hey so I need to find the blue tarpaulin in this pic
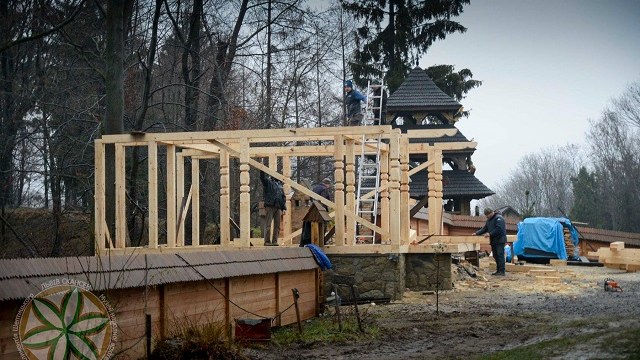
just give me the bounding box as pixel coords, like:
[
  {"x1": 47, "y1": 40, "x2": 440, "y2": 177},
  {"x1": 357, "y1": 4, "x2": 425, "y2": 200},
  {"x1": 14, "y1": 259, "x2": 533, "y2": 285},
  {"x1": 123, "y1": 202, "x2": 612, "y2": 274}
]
[{"x1": 514, "y1": 217, "x2": 579, "y2": 260}]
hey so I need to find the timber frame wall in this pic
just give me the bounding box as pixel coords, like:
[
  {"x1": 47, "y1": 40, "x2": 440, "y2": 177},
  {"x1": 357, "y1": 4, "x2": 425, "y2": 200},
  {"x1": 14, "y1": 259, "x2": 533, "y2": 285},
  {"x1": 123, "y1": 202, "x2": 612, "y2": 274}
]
[{"x1": 95, "y1": 125, "x2": 486, "y2": 256}]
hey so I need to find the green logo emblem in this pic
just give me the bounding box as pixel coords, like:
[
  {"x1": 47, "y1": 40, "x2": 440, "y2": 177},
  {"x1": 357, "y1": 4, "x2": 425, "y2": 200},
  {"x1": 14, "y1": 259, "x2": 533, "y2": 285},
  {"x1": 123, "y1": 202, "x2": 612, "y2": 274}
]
[{"x1": 14, "y1": 281, "x2": 116, "y2": 359}]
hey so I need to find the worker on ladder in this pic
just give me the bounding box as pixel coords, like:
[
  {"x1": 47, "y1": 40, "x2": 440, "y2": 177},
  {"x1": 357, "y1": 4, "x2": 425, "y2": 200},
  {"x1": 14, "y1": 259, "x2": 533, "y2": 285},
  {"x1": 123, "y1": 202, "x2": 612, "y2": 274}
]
[{"x1": 344, "y1": 80, "x2": 366, "y2": 126}]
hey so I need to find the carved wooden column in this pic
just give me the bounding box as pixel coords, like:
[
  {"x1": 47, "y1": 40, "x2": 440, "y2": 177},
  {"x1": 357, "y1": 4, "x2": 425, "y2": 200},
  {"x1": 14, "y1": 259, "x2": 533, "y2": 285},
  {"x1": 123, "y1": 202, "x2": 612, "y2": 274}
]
[
  {"x1": 345, "y1": 138, "x2": 356, "y2": 243},
  {"x1": 389, "y1": 132, "x2": 401, "y2": 246},
  {"x1": 220, "y1": 149, "x2": 231, "y2": 245},
  {"x1": 400, "y1": 137, "x2": 410, "y2": 243},
  {"x1": 380, "y1": 150, "x2": 390, "y2": 243},
  {"x1": 283, "y1": 156, "x2": 293, "y2": 243},
  {"x1": 428, "y1": 149, "x2": 444, "y2": 235},
  {"x1": 239, "y1": 138, "x2": 251, "y2": 246},
  {"x1": 333, "y1": 135, "x2": 345, "y2": 246}
]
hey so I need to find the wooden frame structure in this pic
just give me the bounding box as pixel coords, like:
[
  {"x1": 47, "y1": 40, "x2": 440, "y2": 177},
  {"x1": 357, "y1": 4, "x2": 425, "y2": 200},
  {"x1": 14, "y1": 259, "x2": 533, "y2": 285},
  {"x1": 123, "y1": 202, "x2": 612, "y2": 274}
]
[{"x1": 95, "y1": 125, "x2": 486, "y2": 256}]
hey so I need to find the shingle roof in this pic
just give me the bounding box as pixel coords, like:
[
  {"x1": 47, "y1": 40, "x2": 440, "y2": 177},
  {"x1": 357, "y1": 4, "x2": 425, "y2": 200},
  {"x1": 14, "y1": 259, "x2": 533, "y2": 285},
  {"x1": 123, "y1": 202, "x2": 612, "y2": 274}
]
[
  {"x1": 409, "y1": 170, "x2": 495, "y2": 199},
  {"x1": 0, "y1": 248, "x2": 319, "y2": 301},
  {"x1": 386, "y1": 67, "x2": 462, "y2": 113}
]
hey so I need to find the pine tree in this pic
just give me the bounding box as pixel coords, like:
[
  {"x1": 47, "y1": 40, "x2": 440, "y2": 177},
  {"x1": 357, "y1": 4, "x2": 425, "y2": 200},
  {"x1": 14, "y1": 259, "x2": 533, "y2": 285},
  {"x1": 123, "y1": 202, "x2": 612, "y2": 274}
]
[
  {"x1": 342, "y1": 0, "x2": 469, "y2": 91},
  {"x1": 569, "y1": 167, "x2": 601, "y2": 227},
  {"x1": 426, "y1": 64, "x2": 482, "y2": 117}
]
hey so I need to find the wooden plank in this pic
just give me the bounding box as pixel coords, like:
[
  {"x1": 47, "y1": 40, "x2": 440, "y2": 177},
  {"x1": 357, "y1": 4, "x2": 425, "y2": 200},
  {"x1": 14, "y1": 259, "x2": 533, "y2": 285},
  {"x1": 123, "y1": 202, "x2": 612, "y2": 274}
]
[
  {"x1": 148, "y1": 141, "x2": 158, "y2": 248},
  {"x1": 404, "y1": 128, "x2": 458, "y2": 138},
  {"x1": 115, "y1": 144, "x2": 126, "y2": 248},
  {"x1": 550, "y1": 259, "x2": 567, "y2": 266},
  {"x1": 536, "y1": 276, "x2": 561, "y2": 284},
  {"x1": 529, "y1": 269, "x2": 559, "y2": 276},
  {"x1": 610, "y1": 241, "x2": 625, "y2": 251},
  {"x1": 166, "y1": 144, "x2": 176, "y2": 248},
  {"x1": 94, "y1": 140, "x2": 106, "y2": 252},
  {"x1": 427, "y1": 235, "x2": 490, "y2": 244},
  {"x1": 176, "y1": 186, "x2": 192, "y2": 247}
]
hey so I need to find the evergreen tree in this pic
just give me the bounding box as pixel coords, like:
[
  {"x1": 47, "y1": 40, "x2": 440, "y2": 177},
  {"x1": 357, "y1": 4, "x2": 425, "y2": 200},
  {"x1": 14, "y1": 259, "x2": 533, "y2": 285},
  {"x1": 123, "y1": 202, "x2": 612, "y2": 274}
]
[
  {"x1": 342, "y1": 0, "x2": 469, "y2": 91},
  {"x1": 426, "y1": 64, "x2": 482, "y2": 117},
  {"x1": 569, "y1": 167, "x2": 601, "y2": 227}
]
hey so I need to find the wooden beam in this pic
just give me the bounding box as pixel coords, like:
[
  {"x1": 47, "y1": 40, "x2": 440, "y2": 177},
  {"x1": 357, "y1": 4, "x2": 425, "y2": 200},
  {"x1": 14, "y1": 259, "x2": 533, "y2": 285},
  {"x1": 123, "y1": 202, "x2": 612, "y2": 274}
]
[
  {"x1": 408, "y1": 142, "x2": 478, "y2": 153},
  {"x1": 427, "y1": 149, "x2": 443, "y2": 235},
  {"x1": 404, "y1": 128, "x2": 458, "y2": 138},
  {"x1": 94, "y1": 140, "x2": 105, "y2": 252},
  {"x1": 410, "y1": 196, "x2": 429, "y2": 218},
  {"x1": 148, "y1": 141, "x2": 158, "y2": 248},
  {"x1": 99, "y1": 125, "x2": 396, "y2": 144},
  {"x1": 115, "y1": 144, "x2": 126, "y2": 248},
  {"x1": 176, "y1": 185, "x2": 192, "y2": 247},
  {"x1": 380, "y1": 150, "x2": 390, "y2": 242},
  {"x1": 176, "y1": 153, "x2": 185, "y2": 246},
  {"x1": 345, "y1": 139, "x2": 356, "y2": 244},
  {"x1": 389, "y1": 132, "x2": 401, "y2": 246},
  {"x1": 191, "y1": 158, "x2": 200, "y2": 246},
  {"x1": 400, "y1": 137, "x2": 410, "y2": 241},
  {"x1": 333, "y1": 136, "x2": 345, "y2": 246},
  {"x1": 166, "y1": 144, "x2": 176, "y2": 248}
]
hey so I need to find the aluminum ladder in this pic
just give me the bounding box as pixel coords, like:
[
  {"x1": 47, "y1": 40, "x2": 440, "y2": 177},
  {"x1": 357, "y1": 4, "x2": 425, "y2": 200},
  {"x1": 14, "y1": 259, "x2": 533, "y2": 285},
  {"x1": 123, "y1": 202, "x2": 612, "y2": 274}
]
[{"x1": 354, "y1": 80, "x2": 385, "y2": 244}]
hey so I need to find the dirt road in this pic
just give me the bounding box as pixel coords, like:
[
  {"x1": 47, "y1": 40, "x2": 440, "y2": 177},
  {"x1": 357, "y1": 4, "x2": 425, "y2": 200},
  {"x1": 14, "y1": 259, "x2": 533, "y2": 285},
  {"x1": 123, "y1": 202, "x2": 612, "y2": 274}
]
[{"x1": 245, "y1": 261, "x2": 640, "y2": 359}]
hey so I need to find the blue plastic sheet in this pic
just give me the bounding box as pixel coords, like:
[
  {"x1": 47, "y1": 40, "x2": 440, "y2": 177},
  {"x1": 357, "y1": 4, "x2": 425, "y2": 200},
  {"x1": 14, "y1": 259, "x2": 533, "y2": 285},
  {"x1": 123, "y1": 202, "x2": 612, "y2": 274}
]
[{"x1": 513, "y1": 217, "x2": 579, "y2": 260}]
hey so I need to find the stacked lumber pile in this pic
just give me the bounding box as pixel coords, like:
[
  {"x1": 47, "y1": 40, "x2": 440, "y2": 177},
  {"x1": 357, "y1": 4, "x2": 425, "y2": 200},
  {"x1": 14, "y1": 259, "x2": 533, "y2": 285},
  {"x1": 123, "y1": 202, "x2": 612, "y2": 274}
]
[
  {"x1": 487, "y1": 262, "x2": 572, "y2": 282},
  {"x1": 588, "y1": 242, "x2": 640, "y2": 273},
  {"x1": 563, "y1": 226, "x2": 576, "y2": 258}
]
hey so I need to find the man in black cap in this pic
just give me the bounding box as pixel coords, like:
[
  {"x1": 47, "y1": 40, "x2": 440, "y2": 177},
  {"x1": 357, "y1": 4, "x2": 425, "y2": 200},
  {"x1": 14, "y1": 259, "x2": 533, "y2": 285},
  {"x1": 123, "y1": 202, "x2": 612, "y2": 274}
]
[
  {"x1": 260, "y1": 171, "x2": 286, "y2": 246},
  {"x1": 344, "y1": 80, "x2": 366, "y2": 126},
  {"x1": 473, "y1": 208, "x2": 507, "y2": 275}
]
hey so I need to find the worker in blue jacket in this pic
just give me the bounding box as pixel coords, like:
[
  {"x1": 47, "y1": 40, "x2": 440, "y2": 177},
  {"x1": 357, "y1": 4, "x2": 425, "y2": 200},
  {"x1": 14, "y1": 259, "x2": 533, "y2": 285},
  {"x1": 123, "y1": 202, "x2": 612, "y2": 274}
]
[
  {"x1": 344, "y1": 80, "x2": 366, "y2": 126},
  {"x1": 473, "y1": 208, "x2": 507, "y2": 276}
]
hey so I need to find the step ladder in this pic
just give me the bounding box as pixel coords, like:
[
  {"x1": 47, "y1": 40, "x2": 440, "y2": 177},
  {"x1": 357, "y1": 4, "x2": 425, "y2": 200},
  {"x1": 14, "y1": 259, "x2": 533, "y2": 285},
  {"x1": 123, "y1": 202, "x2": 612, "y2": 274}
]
[{"x1": 354, "y1": 80, "x2": 385, "y2": 244}]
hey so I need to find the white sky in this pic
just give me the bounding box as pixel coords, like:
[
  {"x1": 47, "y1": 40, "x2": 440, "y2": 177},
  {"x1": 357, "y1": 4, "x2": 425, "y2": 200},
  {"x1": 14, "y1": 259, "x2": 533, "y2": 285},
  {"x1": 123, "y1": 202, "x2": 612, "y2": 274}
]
[{"x1": 418, "y1": 0, "x2": 640, "y2": 189}]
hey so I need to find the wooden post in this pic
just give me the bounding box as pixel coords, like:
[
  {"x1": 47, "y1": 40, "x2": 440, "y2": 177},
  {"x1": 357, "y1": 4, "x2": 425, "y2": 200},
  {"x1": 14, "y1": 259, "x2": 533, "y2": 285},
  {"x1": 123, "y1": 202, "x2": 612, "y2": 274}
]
[
  {"x1": 176, "y1": 153, "x2": 185, "y2": 246},
  {"x1": 239, "y1": 138, "x2": 251, "y2": 246},
  {"x1": 94, "y1": 140, "x2": 106, "y2": 252},
  {"x1": 292, "y1": 288, "x2": 302, "y2": 334},
  {"x1": 283, "y1": 156, "x2": 292, "y2": 243},
  {"x1": 166, "y1": 144, "x2": 176, "y2": 248},
  {"x1": 345, "y1": 139, "x2": 356, "y2": 244},
  {"x1": 115, "y1": 144, "x2": 126, "y2": 248},
  {"x1": 389, "y1": 132, "x2": 401, "y2": 247},
  {"x1": 220, "y1": 149, "x2": 231, "y2": 246},
  {"x1": 428, "y1": 149, "x2": 443, "y2": 235},
  {"x1": 400, "y1": 136, "x2": 410, "y2": 243},
  {"x1": 333, "y1": 135, "x2": 345, "y2": 246},
  {"x1": 380, "y1": 150, "x2": 390, "y2": 242},
  {"x1": 269, "y1": 154, "x2": 278, "y2": 241},
  {"x1": 275, "y1": 274, "x2": 281, "y2": 327},
  {"x1": 191, "y1": 158, "x2": 200, "y2": 246},
  {"x1": 148, "y1": 141, "x2": 158, "y2": 249}
]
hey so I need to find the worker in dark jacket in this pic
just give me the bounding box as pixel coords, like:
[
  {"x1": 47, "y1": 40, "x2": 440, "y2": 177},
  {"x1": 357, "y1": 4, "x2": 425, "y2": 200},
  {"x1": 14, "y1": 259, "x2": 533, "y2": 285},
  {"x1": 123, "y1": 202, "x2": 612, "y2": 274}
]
[
  {"x1": 344, "y1": 80, "x2": 366, "y2": 126},
  {"x1": 312, "y1": 178, "x2": 332, "y2": 201},
  {"x1": 260, "y1": 171, "x2": 286, "y2": 246},
  {"x1": 474, "y1": 208, "x2": 507, "y2": 275}
]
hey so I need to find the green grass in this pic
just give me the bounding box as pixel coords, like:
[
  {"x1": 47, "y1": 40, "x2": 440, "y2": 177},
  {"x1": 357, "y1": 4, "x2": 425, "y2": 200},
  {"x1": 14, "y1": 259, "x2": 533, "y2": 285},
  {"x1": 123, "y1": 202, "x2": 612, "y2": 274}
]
[
  {"x1": 270, "y1": 316, "x2": 380, "y2": 346},
  {"x1": 475, "y1": 326, "x2": 640, "y2": 360}
]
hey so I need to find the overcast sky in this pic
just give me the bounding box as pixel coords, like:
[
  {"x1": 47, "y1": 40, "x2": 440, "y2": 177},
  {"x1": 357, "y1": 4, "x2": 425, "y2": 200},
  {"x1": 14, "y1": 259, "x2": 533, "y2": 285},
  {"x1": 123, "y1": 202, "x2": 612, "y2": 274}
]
[{"x1": 418, "y1": 0, "x2": 640, "y2": 189}]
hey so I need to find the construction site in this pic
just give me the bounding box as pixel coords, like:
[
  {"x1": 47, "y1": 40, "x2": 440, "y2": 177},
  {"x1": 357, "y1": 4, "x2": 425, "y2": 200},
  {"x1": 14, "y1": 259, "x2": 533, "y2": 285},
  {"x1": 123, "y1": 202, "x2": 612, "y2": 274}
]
[{"x1": 1, "y1": 69, "x2": 640, "y2": 359}]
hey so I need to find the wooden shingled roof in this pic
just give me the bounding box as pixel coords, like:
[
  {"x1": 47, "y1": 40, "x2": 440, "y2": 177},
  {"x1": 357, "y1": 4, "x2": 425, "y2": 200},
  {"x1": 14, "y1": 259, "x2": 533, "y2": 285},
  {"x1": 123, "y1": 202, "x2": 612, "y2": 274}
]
[
  {"x1": 409, "y1": 170, "x2": 495, "y2": 199},
  {"x1": 386, "y1": 67, "x2": 462, "y2": 113},
  {"x1": 0, "y1": 248, "x2": 318, "y2": 301}
]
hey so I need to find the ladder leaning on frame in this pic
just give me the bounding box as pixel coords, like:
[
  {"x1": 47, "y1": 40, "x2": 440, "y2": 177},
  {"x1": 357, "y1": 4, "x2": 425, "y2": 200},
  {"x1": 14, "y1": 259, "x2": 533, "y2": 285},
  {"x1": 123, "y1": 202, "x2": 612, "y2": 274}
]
[{"x1": 354, "y1": 79, "x2": 385, "y2": 244}]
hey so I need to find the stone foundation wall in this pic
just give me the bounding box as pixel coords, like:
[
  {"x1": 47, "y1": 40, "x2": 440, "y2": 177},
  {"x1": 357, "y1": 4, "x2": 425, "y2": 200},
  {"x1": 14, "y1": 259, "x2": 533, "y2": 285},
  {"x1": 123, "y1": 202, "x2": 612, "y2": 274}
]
[
  {"x1": 405, "y1": 253, "x2": 452, "y2": 291},
  {"x1": 325, "y1": 254, "x2": 405, "y2": 300},
  {"x1": 323, "y1": 253, "x2": 452, "y2": 301}
]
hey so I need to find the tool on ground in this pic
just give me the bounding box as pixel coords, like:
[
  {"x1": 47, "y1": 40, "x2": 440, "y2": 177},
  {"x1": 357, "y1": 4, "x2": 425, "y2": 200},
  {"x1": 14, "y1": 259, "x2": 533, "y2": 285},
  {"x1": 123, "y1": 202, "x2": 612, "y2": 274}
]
[{"x1": 604, "y1": 278, "x2": 622, "y2": 292}]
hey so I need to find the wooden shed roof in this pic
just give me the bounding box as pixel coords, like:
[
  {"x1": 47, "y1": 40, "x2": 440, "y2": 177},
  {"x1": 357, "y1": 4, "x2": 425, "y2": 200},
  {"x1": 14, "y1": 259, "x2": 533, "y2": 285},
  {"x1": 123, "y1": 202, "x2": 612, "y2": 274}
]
[
  {"x1": 0, "y1": 248, "x2": 318, "y2": 301},
  {"x1": 386, "y1": 67, "x2": 462, "y2": 113}
]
